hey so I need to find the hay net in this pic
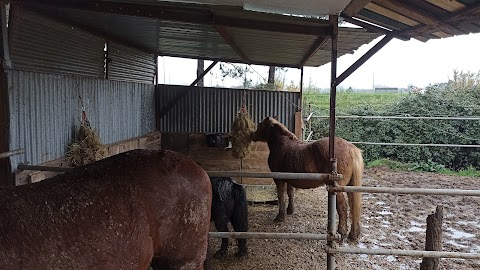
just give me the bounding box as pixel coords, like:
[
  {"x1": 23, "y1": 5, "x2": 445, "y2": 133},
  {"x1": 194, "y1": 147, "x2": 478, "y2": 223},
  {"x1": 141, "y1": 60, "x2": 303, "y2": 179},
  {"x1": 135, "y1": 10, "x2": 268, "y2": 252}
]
[
  {"x1": 65, "y1": 97, "x2": 108, "y2": 167},
  {"x1": 231, "y1": 106, "x2": 255, "y2": 159}
]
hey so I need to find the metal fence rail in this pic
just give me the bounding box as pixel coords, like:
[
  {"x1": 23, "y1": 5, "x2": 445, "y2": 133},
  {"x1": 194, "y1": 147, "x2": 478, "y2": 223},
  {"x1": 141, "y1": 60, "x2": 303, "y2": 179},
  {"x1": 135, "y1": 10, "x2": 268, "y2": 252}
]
[
  {"x1": 329, "y1": 186, "x2": 480, "y2": 196},
  {"x1": 209, "y1": 232, "x2": 328, "y2": 240},
  {"x1": 0, "y1": 149, "x2": 25, "y2": 159},
  {"x1": 311, "y1": 115, "x2": 480, "y2": 120},
  {"x1": 207, "y1": 171, "x2": 332, "y2": 180},
  {"x1": 326, "y1": 247, "x2": 480, "y2": 259}
]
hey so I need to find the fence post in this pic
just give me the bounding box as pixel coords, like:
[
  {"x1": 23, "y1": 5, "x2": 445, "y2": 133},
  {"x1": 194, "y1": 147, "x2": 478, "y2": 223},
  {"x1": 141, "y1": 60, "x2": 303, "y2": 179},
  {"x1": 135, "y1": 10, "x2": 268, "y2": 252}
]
[{"x1": 420, "y1": 205, "x2": 444, "y2": 270}]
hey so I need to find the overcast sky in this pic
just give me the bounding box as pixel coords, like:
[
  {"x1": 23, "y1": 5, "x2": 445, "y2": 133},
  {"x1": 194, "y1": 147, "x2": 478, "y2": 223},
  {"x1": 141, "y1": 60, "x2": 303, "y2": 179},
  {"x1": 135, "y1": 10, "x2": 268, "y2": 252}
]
[{"x1": 158, "y1": 32, "x2": 480, "y2": 90}]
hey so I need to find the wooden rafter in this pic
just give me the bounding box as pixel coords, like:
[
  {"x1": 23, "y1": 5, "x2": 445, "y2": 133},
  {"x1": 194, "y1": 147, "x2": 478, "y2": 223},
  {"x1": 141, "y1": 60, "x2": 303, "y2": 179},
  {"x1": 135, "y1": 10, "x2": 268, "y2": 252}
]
[
  {"x1": 336, "y1": 34, "x2": 394, "y2": 86},
  {"x1": 214, "y1": 25, "x2": 251, "y2": 64},
  {"x1": 373, "y1": 0, "x2": 463, "y2": 36},
  {"x1": 298, "y1": 36, "x2": 329, "y2": 68},
  {"x1": 398, "y1": 2, "x2": 480, "y2": 38},
  {"x1": 343, "y1": 0, "x2": 373, "y2": 17}
]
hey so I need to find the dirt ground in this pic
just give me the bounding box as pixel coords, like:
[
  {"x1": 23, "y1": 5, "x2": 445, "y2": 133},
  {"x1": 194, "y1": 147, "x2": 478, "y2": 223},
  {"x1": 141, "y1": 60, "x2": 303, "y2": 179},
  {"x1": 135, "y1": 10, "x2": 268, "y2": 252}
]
[{"x1": 209, "y1": 167, "x2": 480, "y2": 270}]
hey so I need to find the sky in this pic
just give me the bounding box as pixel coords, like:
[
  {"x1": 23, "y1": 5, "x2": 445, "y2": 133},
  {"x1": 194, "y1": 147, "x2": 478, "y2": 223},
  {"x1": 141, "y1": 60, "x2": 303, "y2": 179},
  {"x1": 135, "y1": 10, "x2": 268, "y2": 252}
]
[{"x1": 157, "y1": 32, "x2": 480, "y2": 90}]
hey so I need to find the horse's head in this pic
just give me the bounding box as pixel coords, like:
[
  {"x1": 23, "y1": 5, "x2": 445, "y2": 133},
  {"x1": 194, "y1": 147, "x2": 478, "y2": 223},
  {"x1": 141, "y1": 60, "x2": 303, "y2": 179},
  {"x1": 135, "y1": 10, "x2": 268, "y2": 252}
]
[{"x1": 251, "y1": 117, "x2": 278, "y2": 142}]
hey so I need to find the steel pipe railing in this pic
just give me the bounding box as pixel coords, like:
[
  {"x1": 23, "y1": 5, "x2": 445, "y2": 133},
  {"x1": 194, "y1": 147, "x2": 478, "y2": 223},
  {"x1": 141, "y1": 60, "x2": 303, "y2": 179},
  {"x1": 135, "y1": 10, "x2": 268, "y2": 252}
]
[
  {"x1": 206, "y1": 171, "x2": 335, "y2": 181},
  {"x1": 326, "y1": 247, "x2": 480, "y2": 259},
  {"x1": 209, "y1": 232, "x2": 327, "y2": 241},
  {"x1": 0, "y1": 149, "x2": 25, "y2": 159},
  {"x1": 17, "y1": 164, "x2": 74, "y2": 173},
  {"x1": 311, "y1": 115, "x2": 480, "y2": 120},
  {"x1": 329, "y1": 186, "x2": 480, "y2": 196}
]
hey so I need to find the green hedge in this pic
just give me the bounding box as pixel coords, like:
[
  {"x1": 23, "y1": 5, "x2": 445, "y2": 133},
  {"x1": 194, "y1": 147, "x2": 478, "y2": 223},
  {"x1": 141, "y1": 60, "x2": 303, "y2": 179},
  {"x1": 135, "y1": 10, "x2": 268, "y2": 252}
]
[{"x1": 308, "y1": 76, "x2": 480, "y2": 171}]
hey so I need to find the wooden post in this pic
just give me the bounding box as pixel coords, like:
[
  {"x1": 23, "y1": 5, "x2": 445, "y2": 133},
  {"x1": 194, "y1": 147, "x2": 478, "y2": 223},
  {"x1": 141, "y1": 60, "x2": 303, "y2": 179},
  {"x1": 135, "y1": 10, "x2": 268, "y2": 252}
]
[
  {"x1": 294, "y1": 111, "x2": 303, "y2": 139},
  {"x1": 420, "y1": 205, "x2": 444, "y2": 270}
]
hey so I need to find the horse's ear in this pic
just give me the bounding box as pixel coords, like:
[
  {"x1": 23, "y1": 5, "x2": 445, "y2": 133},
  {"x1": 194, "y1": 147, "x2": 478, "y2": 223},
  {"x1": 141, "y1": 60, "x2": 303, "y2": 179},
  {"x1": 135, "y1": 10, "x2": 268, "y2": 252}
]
[{"x1": 273, "y1": 115, "x2": 278, "y2": 120}]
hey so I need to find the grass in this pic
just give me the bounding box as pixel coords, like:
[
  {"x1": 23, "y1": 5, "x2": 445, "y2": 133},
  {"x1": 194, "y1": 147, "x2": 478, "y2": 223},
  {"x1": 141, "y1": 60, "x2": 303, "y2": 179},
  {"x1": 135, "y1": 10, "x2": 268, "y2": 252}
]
[{"x1": 303, "y1": 91, "x2": 407, "y2": 114}]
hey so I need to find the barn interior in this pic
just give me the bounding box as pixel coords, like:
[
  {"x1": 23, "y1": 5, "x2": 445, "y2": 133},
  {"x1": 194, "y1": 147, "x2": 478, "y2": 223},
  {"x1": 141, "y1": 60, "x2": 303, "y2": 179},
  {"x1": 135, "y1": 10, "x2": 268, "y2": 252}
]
[{"x1": 0, "y1": 0, "x2": 479, "y2": 188}]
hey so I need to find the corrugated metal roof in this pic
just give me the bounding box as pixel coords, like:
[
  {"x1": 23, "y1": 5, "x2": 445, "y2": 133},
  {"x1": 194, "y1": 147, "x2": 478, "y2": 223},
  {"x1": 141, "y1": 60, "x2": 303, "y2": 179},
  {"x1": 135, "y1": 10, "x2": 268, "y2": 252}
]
[
  {"x1": 9, "y1": 6, "x2": 105, "y2": 77},
  {"x1": 10, "y1": 0, "x2": 479, "y2": 70},
  {"x1": 108, "y1": 41, "x2": 156, "y2": 84},
  {"x1": 17, "y1": 2, "x2": 379, "y2": 68}
]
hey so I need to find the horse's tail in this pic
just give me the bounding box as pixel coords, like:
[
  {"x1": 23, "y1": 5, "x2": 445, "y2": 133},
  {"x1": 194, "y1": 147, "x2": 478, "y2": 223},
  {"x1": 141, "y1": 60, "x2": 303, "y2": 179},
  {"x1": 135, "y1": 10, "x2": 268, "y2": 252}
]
[
  {"x1": 231, "y1": 183, "x2": 248, "y2": 233},
  {"x1": 348, "y1": 145, "x2": 364, "y2": 241}
]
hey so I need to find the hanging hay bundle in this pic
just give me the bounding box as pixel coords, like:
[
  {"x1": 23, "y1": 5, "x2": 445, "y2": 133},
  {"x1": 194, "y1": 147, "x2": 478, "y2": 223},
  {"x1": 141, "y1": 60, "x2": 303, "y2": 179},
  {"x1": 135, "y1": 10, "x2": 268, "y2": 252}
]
[
  {"x1": 66, "y1": 122, "x2": 108, "y2": 167},
  {"x1": 231, "y1": 108, "x2": 256, "y2": 159}
]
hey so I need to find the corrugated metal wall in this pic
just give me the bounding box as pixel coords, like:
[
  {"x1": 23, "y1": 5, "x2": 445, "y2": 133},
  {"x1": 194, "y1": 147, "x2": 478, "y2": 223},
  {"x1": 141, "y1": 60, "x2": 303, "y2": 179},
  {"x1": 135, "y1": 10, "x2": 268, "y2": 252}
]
[
  {"x1": 108, "y1": 42, "x2": 156, "y2": 84},
  {"x1": 9, "y1": 7, "x2": 105, "y2": 78},
  {"x1": 156, "y1": 85, "x2": 300, "y2": 133},
  {"x1": 7, "y1": 70, "x2": 155, "y2": 171}
]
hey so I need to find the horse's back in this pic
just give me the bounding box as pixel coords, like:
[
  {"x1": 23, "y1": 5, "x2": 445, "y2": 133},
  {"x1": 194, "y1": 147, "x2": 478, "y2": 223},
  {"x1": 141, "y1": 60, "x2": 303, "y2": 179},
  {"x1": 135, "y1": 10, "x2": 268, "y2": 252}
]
[
  {"x1": 268, "y1": 137, "x2": 360, "y2": 188},
  {"x1": 0, "y1": 149, "x2": 211, "y2": 270}
]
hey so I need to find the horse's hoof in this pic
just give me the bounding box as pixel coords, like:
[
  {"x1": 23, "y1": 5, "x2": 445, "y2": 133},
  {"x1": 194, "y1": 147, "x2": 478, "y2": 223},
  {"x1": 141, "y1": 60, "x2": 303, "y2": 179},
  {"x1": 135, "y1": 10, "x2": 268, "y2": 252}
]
[
  {"x1": 235, "y1": 249, "x2": 248, "y2": 258},
  {"x1": 273, "y1": 215, "x2": 285, "y2": 222},
  {"x1": 213, "y1": 250, "x2": 227, "y2": 259},
  {"x1": 348, "y1": 231, "x2": 360, "y2": 243}
]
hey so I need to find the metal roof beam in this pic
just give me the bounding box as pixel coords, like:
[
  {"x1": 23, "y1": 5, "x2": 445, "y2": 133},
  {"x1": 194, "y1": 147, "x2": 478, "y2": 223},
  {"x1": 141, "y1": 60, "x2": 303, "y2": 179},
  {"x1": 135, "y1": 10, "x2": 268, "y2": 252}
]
[
  {"x1": 214, "y1": 15, "x2": 330, "y2": 36},
  {"x1": 214, "y1": 25, "x2": 251, "y2": 64},
  {"x1": 85, "y1": 1, "x2": 213, "y2": 25}
]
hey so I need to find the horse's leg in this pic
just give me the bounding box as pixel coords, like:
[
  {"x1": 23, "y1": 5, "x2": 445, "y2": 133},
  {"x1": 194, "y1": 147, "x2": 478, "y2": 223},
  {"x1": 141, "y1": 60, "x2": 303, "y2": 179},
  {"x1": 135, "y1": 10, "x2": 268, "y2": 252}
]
[
  {"x1": 286, "y1": 184, "x2": 295, "y2": 215},
  {"x1": 336, "y1": 191, "x2": 349, "y2": 241},
  {"x1": 213, "y1": 219, "x2": 229, "y2": 259},
  {"x1": 347, "y1": 191, "x2": 361, "y2": 242},
  {"x1": 274, "y1": 180, "x2": 287, "y2": 222}
]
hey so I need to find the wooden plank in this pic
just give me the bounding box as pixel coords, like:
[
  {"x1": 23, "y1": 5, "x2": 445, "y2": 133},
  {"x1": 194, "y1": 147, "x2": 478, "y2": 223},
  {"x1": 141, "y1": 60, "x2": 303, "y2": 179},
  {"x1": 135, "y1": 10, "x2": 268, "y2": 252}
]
[
  {"x1": 188, "y1": 149, "x2": 238, "y2": 161},
  {"x1": 295, "y1": 111, "x2": 303, "y2": 139},
  {"x1": 365, "y1": 3, "x2": 420, "y2": 26},
  {"x1": 373, "y1": 0, "x2": 463, "y2": 36},
  {"x1": 161, "y1": 133, "x2": 189, "y2": 154},
  {"x1": 343, "y1": 0, "x2": 373, "y2": 17},
  {"x1": 241, "y1": 178, "x2": 274, "y2": 185},
  {"x1": 194, "y1": 159, "x2": 241, "y2": 172},
  {"x1": 431, "y1": 31, "x2": 451, "y2": 38},
  {"x1": 425, "y1": 0, "x2": 464, "y2": 12}
]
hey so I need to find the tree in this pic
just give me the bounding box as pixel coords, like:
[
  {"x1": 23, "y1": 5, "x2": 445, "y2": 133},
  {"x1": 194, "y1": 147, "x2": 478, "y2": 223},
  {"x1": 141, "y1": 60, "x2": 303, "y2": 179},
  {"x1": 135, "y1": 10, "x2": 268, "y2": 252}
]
[
  {"x1": 268, "y1": 66, "x2": 275, "y2": 84},
  {"x1": 219, "y1": 63, "x2": 252, "y2": 88}
]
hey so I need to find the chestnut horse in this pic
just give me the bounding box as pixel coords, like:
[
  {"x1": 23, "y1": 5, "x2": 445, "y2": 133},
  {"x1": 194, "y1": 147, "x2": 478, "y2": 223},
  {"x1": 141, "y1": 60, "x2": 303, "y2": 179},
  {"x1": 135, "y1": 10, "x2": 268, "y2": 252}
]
[
  {"x1": 251, "y1": 117, "x2": 364, "y2": 241},
  {"x1": 0, "y1": 149, "x2": 212, "y2": 270}
]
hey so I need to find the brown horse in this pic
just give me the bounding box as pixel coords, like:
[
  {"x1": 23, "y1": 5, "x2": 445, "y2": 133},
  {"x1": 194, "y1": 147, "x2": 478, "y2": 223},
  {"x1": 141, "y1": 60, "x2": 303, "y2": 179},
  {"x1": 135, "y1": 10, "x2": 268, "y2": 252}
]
[
  {"x1": 0, "y1": 149, "x2": 212, "y2": 270},
  {"x1": 251, "y1": 117, "x2": 364, "y2": 241}
]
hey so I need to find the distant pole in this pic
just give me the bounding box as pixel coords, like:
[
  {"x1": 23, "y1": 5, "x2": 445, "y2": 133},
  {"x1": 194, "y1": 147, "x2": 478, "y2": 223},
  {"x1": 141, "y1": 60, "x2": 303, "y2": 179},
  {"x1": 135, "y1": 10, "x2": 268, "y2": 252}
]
[{"x1": 372, "y1": 72, "x2": 375, "y2": 92}]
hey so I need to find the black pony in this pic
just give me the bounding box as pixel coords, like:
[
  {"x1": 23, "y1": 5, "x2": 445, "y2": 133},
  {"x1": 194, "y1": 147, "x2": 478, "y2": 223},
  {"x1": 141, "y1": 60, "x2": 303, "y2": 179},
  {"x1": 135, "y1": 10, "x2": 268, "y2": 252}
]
[{"x1": 210, "y1": 177, "x2": 248, "y2": 258}]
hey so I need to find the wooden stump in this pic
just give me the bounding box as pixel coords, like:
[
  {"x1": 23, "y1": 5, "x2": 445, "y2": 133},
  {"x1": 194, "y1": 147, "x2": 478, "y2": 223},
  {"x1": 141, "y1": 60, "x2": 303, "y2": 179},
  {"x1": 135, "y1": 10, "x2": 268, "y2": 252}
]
[{"x1": 420, "y1": 205, "x2": 444, "y2": 270}]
